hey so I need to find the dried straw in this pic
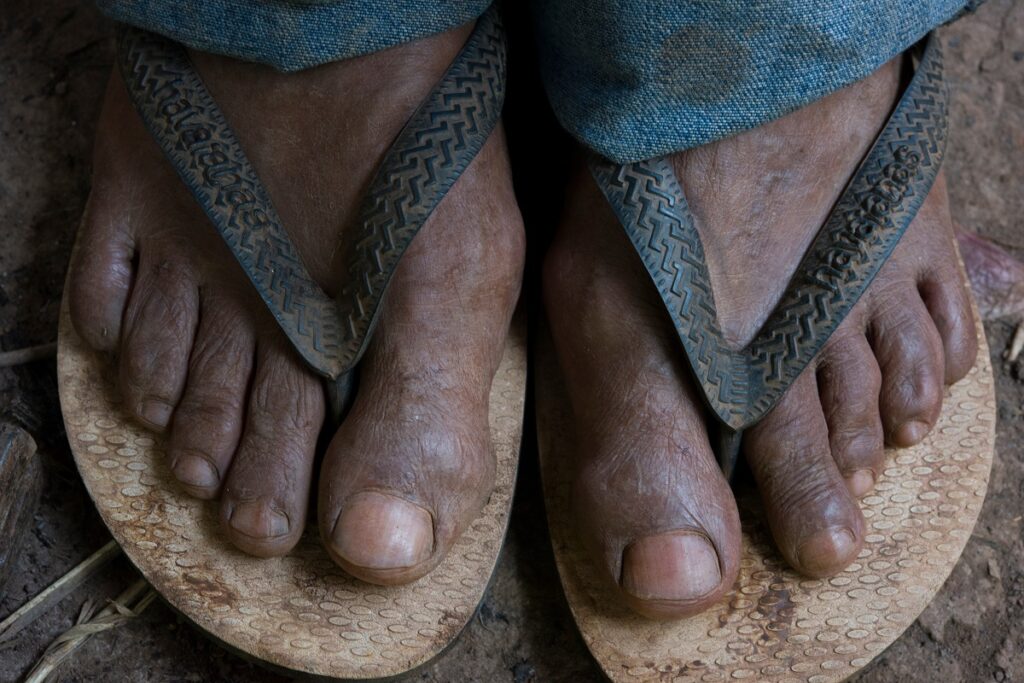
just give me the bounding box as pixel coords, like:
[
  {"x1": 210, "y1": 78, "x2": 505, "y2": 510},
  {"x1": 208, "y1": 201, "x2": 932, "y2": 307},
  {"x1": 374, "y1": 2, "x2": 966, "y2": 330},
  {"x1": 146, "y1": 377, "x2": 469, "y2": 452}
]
[
  {"x1": 0, "y1": 343, "x2": 57, "y2": 369},
  {"x1": 23, "y1": 578, "x2": 157, "y2": 682},
  {"x1": 0, "y1": 540, "x2": 121, "y2": 644}
]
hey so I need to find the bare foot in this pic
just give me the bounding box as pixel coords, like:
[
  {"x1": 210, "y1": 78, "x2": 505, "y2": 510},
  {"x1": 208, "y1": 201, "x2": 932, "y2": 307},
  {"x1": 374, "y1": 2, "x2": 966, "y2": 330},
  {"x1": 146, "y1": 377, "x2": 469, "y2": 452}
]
[
  {"x1": 68, "y1": 23, "x2": 524, "y2": 583},
  {"x1": 544, "y1": 55, "x2": 977, "y2": 618}
]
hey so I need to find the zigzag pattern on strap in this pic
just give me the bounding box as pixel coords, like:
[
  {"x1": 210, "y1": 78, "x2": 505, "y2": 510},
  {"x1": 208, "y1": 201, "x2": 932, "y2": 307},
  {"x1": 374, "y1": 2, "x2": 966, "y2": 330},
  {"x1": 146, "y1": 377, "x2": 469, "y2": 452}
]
[
  {"x1": 590, "y1": 157, "x2": 748, "y2": 427},
  {"x1": 747, "y1": 36, "x2": 947, "y2": 420},
  {"x1": 336, "y1": 7, "x2": 506, "y2": 369},
  {"x1": 591, "y1": 35, "x2": 947, "y2": 432},
  {"x1": 117, "y1": 5, "x2": 505, "y2": 380},
  {"x1": 118, "y1": 28, "x2": 346, "y2": 378}
]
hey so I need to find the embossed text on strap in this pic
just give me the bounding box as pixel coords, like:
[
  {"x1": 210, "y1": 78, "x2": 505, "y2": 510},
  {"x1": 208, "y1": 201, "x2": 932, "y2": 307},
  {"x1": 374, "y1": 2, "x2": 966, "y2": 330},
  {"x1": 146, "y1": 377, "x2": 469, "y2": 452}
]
[{"x1": 117, "y1": 6, "x2": 506, "y2": 380}]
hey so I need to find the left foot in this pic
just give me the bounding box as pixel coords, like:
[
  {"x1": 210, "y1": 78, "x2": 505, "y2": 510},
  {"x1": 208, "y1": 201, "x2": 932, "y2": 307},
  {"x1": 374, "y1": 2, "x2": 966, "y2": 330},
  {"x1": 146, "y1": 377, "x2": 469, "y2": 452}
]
[{"x1": 544, "y1": 55, "x2": 978, "y2": 618}]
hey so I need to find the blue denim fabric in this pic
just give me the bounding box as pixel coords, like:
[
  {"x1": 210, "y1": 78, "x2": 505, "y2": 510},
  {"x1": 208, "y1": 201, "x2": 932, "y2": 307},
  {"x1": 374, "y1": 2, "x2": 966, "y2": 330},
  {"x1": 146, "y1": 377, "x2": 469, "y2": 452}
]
[
  {"x1": 98, "y1": 0, "x2": 975, "y2": 161},
  {"x1": 96, "y1": 0, "x2": 490, "y2": 72},
  {"x1": 533, "y1": 0, "x2": 973, "y2": 162}
]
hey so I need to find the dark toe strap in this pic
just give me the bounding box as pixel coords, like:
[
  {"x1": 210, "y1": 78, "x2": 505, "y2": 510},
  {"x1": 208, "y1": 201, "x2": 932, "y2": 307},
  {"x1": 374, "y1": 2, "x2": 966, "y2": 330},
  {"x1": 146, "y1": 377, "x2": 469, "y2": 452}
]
[
  {"x1": 116, "y1": 6, "x2": 506, "y2": 387},
  {"x1": 591, "y1": 35, "x2": 948, "y2": 475}
]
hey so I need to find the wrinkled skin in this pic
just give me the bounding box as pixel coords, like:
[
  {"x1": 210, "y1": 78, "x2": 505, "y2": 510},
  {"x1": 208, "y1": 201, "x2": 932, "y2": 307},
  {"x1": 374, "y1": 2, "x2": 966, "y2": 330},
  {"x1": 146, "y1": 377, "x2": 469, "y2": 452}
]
[
  {"x1": 70, "y1": 30, "x2": 978, "y2": 615},
  {"x1": 544, "y1": 55, "x2": 978, "y2": 618},
  {"x1": 68, "y1": 23, "x2": 526, "y2": 585}
]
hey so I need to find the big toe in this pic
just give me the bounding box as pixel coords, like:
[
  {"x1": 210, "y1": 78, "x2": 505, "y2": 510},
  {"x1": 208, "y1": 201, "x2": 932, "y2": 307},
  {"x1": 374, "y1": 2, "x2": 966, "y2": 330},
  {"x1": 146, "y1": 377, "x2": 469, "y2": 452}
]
[
  {"x1": 329, "y1": 492, "x2": 434, "y2": 576},
  {"x1": 620, "y1": 531, "x2": 723, "y2": 616}
]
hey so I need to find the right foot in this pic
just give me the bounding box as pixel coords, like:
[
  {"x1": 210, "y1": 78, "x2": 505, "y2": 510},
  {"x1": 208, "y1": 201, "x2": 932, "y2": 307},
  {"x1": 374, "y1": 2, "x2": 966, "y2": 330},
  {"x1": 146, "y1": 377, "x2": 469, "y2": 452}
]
[
  {"x1": 68, "y1": 23, "x2": 524, "y2": 581},
  {"x1": 544, "y1": 55, "x2": 977, "y2": 618}
]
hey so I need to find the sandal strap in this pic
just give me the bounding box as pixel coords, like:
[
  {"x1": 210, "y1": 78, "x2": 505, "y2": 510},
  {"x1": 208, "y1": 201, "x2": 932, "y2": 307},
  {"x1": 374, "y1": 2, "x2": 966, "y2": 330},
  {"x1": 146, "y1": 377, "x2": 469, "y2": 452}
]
[
  {"x1": 116, "y1": 6, "x2": 506, "y2": 382},
  {"x1": 591, "y1": 35, "x2": 948, "y2": 471}
]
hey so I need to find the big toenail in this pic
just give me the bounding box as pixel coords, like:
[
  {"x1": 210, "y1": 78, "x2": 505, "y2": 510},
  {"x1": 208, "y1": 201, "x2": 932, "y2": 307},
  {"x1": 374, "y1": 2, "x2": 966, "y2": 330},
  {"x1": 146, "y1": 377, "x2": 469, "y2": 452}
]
[
  {"x1": 796, "y1": 527, "x2": 857, "y2": 575},
  {"x1": 620, "y1": 531, "x2": 722, "y2": 602},
  {"x1": 173, "y1": 454, "x2": 219, "y2": 490},
  {"x1": 229, "y1": 502, "x2": 290, "y2": 539},
  {"x1": 139, "y1": 398, "x2": 172, "y2": 429},
  {"x1": 847, "y1": 469, "x2": 875, "y2": 498},
  {"x1": 896, "y1": 420, "x2": 930, "y2": 447},
  {"x1": 331, "y1": 492, "x2": 433, "y2": 570}
]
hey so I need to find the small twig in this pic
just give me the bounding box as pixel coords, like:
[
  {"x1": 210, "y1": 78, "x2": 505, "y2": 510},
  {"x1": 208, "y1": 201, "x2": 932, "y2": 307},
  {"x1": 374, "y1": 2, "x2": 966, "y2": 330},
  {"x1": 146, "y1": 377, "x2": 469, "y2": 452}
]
[
  {"x1": 1005, "y1": 320, "x2": 1024, "y2": 362},
  {"x1": 0, "y1": 343, "x2": 57, "y2": 369},
  {"x1": 22, "y1": 579, "x2": 157, "y2": 683},
  {"x1": 0, "y1": 540, "x2": 121, "y2": 645}
]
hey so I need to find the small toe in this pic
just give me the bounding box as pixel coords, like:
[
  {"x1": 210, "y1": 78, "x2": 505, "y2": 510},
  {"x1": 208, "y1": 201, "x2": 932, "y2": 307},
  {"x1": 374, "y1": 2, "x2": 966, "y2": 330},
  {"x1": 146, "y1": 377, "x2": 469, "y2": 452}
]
[
  {"x1": 745, "y1": 371, "x2": 865, "y2": 577},
  {"x1": 869, "y1": 291, "x2": 946, "y2": 447},
  {"x1": 817, "y1": 332, "x2": 884, "y2": 497},
  {"x1": 167, "y1": 295, "x2": 255, "y2": 498},
  {"x1": 220, "y1": 338, "x2": 323, "y2": 557},
  {"x1": 919, "y1": 267, "x2": 978, "y2": 384},
  {"x1": 68, "y1": 192, "x2": 136, "y2": 352},
  {"x1": 118, "y1": 253, "x2": 199, "y2": 431}
]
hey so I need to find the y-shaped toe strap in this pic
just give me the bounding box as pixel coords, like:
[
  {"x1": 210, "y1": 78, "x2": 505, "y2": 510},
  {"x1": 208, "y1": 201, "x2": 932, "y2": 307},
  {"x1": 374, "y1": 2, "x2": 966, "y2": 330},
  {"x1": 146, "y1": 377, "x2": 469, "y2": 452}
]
[
  {"x1": 116, "y1": 5, "x2": 506, "y2": 417},
  {"x1": 591, "y1": 35, "x2": 949, "y2": 477}
]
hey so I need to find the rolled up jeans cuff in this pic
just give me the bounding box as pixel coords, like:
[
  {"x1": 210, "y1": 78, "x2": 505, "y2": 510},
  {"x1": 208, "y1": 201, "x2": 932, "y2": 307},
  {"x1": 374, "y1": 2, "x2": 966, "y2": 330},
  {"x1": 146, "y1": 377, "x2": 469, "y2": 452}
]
[
  {"x1": 536, "y1": 0, "x2": 981, "y2": 163},
  {"x1": 95, "y1": 0, "x2": 491, "y2": 72}
]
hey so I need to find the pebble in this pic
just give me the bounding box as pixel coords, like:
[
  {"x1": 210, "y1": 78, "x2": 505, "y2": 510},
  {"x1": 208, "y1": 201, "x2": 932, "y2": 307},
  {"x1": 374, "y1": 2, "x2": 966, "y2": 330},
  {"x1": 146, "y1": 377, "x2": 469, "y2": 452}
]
[{"x1": 988, "y1": 558, "x2": 1002, "y2": 580}]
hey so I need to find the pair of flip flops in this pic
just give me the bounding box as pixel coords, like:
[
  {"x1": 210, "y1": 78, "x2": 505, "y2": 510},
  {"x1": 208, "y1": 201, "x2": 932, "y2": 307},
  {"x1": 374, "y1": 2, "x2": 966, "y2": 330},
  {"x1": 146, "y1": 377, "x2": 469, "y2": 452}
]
[{"x1": 59, "y1": 7, "x2": 995, "y2": 681}]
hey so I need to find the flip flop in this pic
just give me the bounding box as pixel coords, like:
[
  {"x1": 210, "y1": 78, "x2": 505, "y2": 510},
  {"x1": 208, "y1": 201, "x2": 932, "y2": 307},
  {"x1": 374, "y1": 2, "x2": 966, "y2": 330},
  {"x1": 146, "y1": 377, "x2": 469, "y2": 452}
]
[
  {"x1": 538, "y1": 35, "x2": 996, "y2": 682},
  {"x1": 58, "y1": 6, "x2": 526, "y2": 679}
]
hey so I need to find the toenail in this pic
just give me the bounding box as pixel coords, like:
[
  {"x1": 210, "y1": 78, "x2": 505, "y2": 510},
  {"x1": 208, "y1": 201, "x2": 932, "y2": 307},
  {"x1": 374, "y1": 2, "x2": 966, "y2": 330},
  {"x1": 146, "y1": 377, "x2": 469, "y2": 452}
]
[
  {"x1": 896, "y1": 420, "x2": 930, "y2": 447},
  {"x1": 173, "y1": 454, "x2": 219, "y2": 490},
  {"x1": 331, "y1": 491, "x2": 433, "y2": 571},
  {"x1": 138, "y1": 398, "x2": 172, "y2": 429},
  {"x1": 796, "y1": 527, "x2": 857, "y2": 576},
  {"x1": 847, "y1": 469, "x2": 875, "y2": 497},
  {"x1": 620, "y1": 531, "x2": 722, "y2": 602},
  {"x1": 229, "y1": 501, "x2": 290, "y2": 539}
]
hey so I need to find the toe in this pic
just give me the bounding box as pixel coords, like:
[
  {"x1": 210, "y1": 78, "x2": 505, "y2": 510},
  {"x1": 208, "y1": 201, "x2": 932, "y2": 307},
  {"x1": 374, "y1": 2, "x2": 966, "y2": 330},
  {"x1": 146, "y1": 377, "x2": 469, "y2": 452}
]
[
  {"x1": 869, "y1": 290, "x2": 945, "y2": 447},
  {"x1": 68, "y1": 191, "x2": 136, "y2": 352},
  {"x1": 919, "y1": 264, "x2": 978, "y2": 385},
  {"x1": 318, "y1": 312, "x2": 497, "y2": 586},
  {"x1": 118, "y1": 252, "x2": 199, "y2": 431},
  {"x1": 567, "y1": 368, "x2": 738, "y2": 619},
  {"x1": 167, "y1": 295, "x2": 255, "y2": 498},
  {"x1": 574, "y1": 421, "x2": 739, "y2": 620},
  {"x1": 220, "y1": 338, "x2": 323, "y2": 557},
  {"x1": 619, "y1": 531, "x2": 725, "y2": 616},
  {"x1": 909, "y1": 172, "x2": 978, "y2": 384},
  {"x1": 746, "y1": 371, "x2": 865, "y2": 577},
  {"x1": 817, "y1": 332, "x2": 884, "y2": 497},
  {"x1": 328, "y1": 491, "x2": 435, "y2": 575}
]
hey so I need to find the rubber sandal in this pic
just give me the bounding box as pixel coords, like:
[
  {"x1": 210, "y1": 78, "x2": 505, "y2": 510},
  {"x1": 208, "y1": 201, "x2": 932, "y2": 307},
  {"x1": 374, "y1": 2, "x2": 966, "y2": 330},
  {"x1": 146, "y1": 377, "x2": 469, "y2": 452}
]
[
  {"x1": 58, "y1": 6, "x2": 526, "y2": 679},
  {"x1": 538, "y1": 35, "x2": 996, "y2": 682}
]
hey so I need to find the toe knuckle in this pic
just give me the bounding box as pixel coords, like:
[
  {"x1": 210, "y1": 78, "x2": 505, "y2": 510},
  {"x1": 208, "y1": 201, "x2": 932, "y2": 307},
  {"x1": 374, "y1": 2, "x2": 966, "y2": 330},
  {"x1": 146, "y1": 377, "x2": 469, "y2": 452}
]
[{"x1": 177, "y1": 397, "x2": 241, "y2": 437}]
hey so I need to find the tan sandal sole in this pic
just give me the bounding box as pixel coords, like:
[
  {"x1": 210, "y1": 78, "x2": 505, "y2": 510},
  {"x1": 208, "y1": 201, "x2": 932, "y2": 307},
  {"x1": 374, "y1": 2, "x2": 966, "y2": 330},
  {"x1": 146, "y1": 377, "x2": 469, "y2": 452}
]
[
  {"x1": 537, "y1": 302, "x2": 994, "y2": 683},
  {"x1": 58, "y1": 297, "x2": 526, "y2": 680}
]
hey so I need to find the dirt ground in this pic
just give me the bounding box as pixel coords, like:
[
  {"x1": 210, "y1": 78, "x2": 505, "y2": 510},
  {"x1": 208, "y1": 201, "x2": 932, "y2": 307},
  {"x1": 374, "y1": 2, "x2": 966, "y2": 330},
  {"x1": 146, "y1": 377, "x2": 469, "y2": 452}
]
[{"x1": 1, "y1": 1, "x2": 1022, "y2": 681}]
